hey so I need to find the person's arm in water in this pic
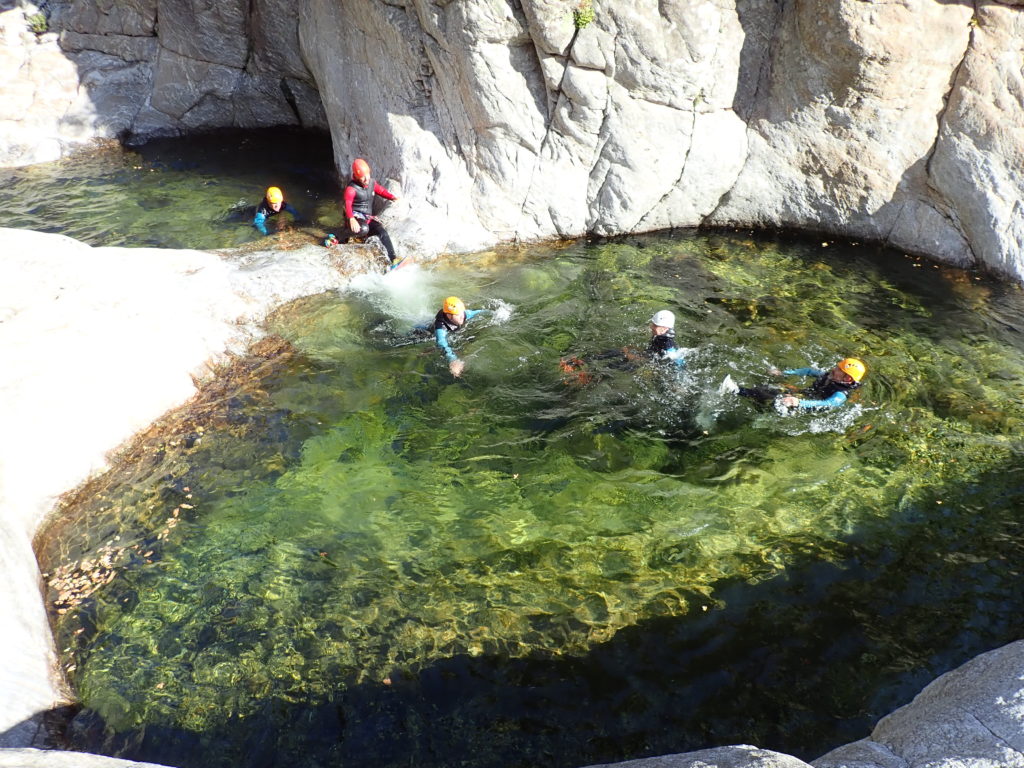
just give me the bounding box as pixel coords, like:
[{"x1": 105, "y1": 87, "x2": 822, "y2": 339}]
[
  {"x1": 253, "y1": 209, "x2": 270, "y2": 236},
  {"x1": 434, "y1": 309, "x2": 490, "y2": 374},
  {"x1": 779, "y1": 368, "x2": 847, "y2": 409},
  {"x1": 434, "y1": 326, "x2": 458, "y2": 363},
  {"x1": 786, "y1": 390, "x2": 849, "y2": 409},
  {"x1": 283, "y1": 202, "x2": 301, "y2": 222},
  {"x1": 648, "y1": 334, "x2": 685, "y2": 368}
]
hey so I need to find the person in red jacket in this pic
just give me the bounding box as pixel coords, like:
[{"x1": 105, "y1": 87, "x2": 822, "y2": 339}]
[{"x1": 335, "y1": 158, "x2": 400, "y2": 266}]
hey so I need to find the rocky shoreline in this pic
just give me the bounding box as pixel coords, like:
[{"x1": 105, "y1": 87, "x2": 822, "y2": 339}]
[{"x1": 0, "y1": 228, "x2": 358, "y2": 749}]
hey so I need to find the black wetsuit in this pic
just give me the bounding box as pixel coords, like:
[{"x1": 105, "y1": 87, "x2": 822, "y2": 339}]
[
  {"x1": 739, "y1": 367, "x2": 860, "y2": 409},
  {"x1": 648, "y1": 330, "x2": 685, "y2": 367},
  {"x1": 338, "y1": 178, "x2": 397, "y2": 262},
  {"x1": 253, "y1": 198, "x2": 300, "y2": 235}
]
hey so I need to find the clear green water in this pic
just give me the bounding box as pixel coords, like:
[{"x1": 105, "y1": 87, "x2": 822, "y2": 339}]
[
  {"x1": 1, "y1": 129, "x2": 338, "y2": 249},
  {"x1": 21, "y1": 136, "x2": 1024, "y2": 768}
]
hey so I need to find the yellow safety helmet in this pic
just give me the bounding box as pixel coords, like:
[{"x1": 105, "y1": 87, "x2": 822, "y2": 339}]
[
  {"x1": 837, "y1": 358, "x2": 866, "y2": 382},
  {"x1": 442, "y1": 296, "x2": 465, "y2": 315},
  {"x1": 265, "y1": 186, "x2": 283, "y2": 204}
]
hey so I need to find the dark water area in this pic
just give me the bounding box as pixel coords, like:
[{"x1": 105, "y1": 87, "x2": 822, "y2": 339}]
[
  {"x1": 0, "y1": 129, "x2": 340, "y2": 249},
  {"x1": 13, "y1": 136, "x2": 1024, "y2": 768}
]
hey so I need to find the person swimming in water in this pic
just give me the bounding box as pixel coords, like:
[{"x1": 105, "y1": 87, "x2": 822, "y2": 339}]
[
  {"x1": 433, "y1": 296, "x2": 490, "y2": 378},
  {"x1": 253, "y1": 186, "x2": 301, "y2": 236},
  {"x1": 722, "y1": 357, "x2": 867, "y2": 410},
  {"x1": 646, "y1": 309, "x2": 686, "y2": 367},
  {"x1": 559, "y1": 308, "x2": 686, "y2": 386}
]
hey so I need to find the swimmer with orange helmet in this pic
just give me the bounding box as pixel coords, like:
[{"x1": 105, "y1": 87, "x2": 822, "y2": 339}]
[
  {"x1": 433, "y1": 296, "x2": 490, "y2": 377},
  {"x1": 723, "y1": 358, "x2": 867, "y2": 410},
  {"x1": 337, "y1": 158, "x2": 400, "y2": 266},
  {"x1": 253, "y1": 186, "x2": 301, "y2": 236}
]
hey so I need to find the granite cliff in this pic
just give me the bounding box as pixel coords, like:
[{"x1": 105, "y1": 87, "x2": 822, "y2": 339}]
[{"x1": 2, "y1": 0, "x2": 1022, "y2": 277}]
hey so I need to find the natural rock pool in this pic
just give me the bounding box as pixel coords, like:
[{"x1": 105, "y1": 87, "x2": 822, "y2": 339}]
[
  {"x1": 14, "y1": 135, "x2": 1024, "y2": 768},
  {"x1": 0, "y1": 129, "x2": 338, "y2": 250}
]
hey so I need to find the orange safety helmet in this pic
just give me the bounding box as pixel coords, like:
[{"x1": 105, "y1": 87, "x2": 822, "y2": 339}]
[
  {"x1": 352, "y1": 158, "x2": 370, "y2": 179},
  {"x1": 837, "y1": 358, "x2": 866, "y2": 382},
  {"x1": 442, "y1": 296, "x2": 465, "y2": 315},
  {"x1": 265, "y1": 186, "x2": 283, "y2": 204}
]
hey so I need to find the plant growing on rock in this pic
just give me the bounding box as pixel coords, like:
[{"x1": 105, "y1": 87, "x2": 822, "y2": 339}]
[
  {"x1": 572, "y1": 0, "x2": 594, "y2": 30},
  {"x1": 27, "y1": 12, "x2": 48, "y2": 34}
]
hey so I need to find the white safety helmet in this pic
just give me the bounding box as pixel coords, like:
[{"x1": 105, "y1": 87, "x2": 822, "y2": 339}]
[{"x1": 650, "y1": 309, "x2": 675, "y2": 329}]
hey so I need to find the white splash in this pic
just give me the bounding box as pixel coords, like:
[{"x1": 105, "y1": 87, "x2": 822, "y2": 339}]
[
  {"x1": 488, "y1": 299, "x2": 514, "y2": 325},
  {"x1": 346, "y1": 261, "x2": 442, "y2": 325},
  {"x1": 717, "y1": 374, "x2": 740, "y2": 395}
]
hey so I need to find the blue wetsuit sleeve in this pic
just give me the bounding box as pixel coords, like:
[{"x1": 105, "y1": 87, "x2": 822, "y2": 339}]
[
  {"x1": 783, "y1": 367, "x2": 825, "y2": 377},
  {"x1": 435, "y1": 327, "x2": 457, "y2": 362},
  {"x1": 284, "y1": 202, "x2": 301, "y2": 221},
  {"x1": 794, "y1": 391, "x2": 848, "y2": 409},
  {"x1": 435, "y1": 310, "x2": 487, "y2": 361},
  {"x1": 666, "y1": 348, "x2": 686, "y2": 368},
  {"x1": 253, "y1": 210, "x2": 269, "y2": 236}
]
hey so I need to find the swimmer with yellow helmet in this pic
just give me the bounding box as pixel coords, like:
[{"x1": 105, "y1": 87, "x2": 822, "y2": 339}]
[
  {"x1": 253, "y1": 186, "x2": 302, "y2": 236},
  {"x1": 433, "y1": 296, "x2": 490, "y2": 377},
  {"x1": 724, "y1": 358, "x2": 867, "y2": 410}
]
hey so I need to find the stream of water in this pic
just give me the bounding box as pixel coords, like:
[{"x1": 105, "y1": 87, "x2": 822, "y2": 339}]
[{"x1": 15, "y1": 134, "x2": 1024, "y2": 768}]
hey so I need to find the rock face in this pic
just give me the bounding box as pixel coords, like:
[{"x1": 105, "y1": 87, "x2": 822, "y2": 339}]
[
  {"x1": 1, "y1": 0, "x2": 1022, "y2": 278},
  {"x1": 583, "y1": 746, "x2": 814, "y2": 768},
  {"x1": 813, "y1": 638, "x2": 1024, "y2": 768},
  {"x1": 0, "y1": 749, "x2": 168, "y2": 767}
]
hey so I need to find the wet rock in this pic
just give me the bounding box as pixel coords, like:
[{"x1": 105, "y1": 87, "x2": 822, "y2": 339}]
[
  {"x1": 3, "y1": 1, "x2": 1024, "y2": 277},
  {"x1": 0, "y1": 229, "x2": 354, "y2": 742},
  {"x1": 583, "y1": 746, "x2": 812, "y2": 768}
]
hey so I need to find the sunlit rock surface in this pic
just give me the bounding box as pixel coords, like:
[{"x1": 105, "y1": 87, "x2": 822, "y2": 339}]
[
  {"x1": 0, "y1": 227, "x2": 351, "y2": 747},
  {"x1": 2, "y1": 0, "x2": 1022, "y2": 277},
  {"x1": 813, "y1": 638, "x2": 1024, "y2": 768},
  {"x1": 0, "y1": 750, "x2": 167, "y2": 767},
  {"x1": 583, "y1": 746, "x2": 813, "y2": 768}
]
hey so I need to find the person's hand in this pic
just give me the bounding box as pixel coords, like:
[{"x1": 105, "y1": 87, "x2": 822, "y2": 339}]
[
  {"x1": 780, "y1": 395, "x2": 799, "y2": 408},
  {"x1": 449, "y1": 359, "x2": 465, "y2": 378},
  {"x1": 768, "y1": 367, "x2": 782, "y2": 376},
  {"x1": 349, "y1": 217, "x2": 360, "y2": 234},
  {"x1": 390, "y1": 195, "x2": 400, "y2": 203}
]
